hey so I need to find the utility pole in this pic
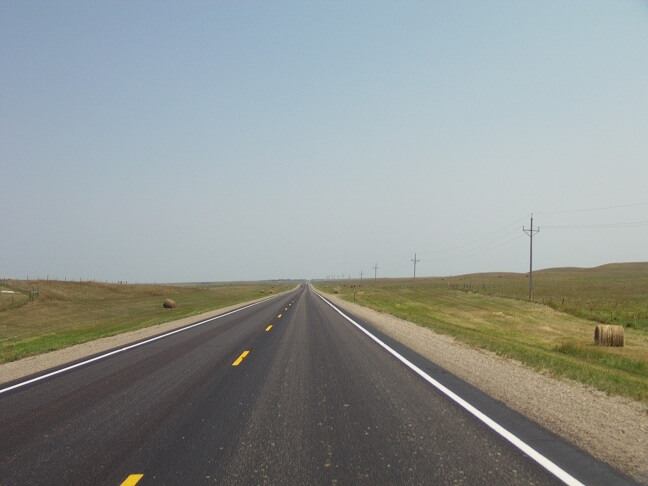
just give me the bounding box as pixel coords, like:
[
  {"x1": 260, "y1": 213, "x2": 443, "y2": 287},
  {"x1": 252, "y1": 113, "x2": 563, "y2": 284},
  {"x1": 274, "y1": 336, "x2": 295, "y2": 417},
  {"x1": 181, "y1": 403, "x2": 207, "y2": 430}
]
[
  {"x1": 360, "y1": 270, "x2": 363, "y2": 283},
  {"x1": 373, "y1": 263, "x2": 379, "y2": 285},
  {"x1": 523, "y1": 213, "x2": 540, "y2": 300},
  {"x1": 411, "y1": 252, "x2": 420, "y2": 290}
]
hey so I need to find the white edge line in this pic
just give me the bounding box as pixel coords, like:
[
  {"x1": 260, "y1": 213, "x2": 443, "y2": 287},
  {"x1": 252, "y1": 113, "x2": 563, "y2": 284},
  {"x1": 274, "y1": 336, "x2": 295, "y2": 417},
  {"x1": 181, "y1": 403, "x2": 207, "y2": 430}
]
[
  {"x1": 0, "y1": 293, "x2": 285, "y2": 395},
  {"x1": 315, "y1": 291, "x2": 585, "y2": 486}
]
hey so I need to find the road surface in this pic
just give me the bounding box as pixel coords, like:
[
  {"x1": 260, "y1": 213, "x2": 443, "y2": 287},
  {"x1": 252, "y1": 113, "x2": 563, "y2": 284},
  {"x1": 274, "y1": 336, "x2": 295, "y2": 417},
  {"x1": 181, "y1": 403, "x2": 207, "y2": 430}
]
[{"x1": 0, "y1": 285, "x2": 634, "y2": 485}]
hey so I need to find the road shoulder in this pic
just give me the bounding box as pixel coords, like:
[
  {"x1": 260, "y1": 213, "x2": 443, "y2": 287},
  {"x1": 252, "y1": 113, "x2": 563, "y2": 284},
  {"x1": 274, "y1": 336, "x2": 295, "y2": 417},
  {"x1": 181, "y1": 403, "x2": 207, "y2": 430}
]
[{"x1": 321, "y1": 291, "x2": 648, "y2": 483}]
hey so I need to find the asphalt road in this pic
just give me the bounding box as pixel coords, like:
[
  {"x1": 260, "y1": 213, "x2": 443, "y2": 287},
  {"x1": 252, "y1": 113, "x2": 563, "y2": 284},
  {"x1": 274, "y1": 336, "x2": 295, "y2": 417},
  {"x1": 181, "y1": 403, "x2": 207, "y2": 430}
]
[{"x1": 0, "y1": 285, "x2": 635, "y2": 485}]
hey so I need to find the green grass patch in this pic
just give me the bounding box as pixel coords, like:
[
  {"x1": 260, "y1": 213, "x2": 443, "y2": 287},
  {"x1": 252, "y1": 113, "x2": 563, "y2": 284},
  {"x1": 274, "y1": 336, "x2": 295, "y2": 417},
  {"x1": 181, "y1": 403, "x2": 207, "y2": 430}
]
[
  {"x1": 0, "y1": 279, "x2": 293, "y2": 363},
  {"x1": 315, "y1": 264, "x2": 648, "y2": 403}
]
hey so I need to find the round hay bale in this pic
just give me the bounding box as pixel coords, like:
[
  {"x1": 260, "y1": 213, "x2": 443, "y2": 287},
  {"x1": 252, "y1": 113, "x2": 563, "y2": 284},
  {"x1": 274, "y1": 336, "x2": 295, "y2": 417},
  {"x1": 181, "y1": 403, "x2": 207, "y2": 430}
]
[
  {"x1": 610, "y1": 325, "x2": 625, "y2": 347},
  {"x1": 594, "y1": 324, "x2": 624, "y2": 346},
  {"x1": 594, "y1": 324, "x2": 610, "y2": 345},
  {"x1": 163, "y1": 299, "x2": 176, "y2": 309}
]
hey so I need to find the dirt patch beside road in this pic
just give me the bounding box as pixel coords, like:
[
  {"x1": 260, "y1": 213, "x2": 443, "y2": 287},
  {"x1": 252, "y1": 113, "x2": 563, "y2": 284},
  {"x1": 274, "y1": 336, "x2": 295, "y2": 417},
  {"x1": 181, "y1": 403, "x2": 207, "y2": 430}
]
[{"x1": 322, "y1": 291, "x2": 648, "y2": 483}]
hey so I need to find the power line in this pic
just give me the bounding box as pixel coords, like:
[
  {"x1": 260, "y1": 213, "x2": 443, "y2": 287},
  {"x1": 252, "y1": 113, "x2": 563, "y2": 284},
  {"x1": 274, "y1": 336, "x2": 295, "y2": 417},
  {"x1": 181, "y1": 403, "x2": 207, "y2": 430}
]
[
  {"x1": 434, "y1": 216, "x2": 527, "y2": 255},
  {"x1": 434, "y1": 202, "x2": 646, "y2": 261},
  {"x1": 536, "y1": 201, "x2": 648, "y2": 215},
  {"x1": 434, "y1": 234, "x2": 524, "y2": 262},
  {"x1": 543, "y1": 220, "x2": 648, "y2": 229},
  {"x1": 435, "y1": 207, "x2": 647, "y2": 263},
  {"x1": 415, "y1": 200, "x2": 647, "y2": 277}
]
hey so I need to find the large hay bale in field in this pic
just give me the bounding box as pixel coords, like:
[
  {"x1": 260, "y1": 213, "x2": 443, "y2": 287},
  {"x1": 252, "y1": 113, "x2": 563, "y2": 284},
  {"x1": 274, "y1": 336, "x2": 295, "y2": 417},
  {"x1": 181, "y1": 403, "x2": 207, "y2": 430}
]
[
  {"x1": 163, "y1": 299, "x2": 176, "y2": 309},
  {"x1": 594, "y1": 324, "x2": 624, "y2": 347}
]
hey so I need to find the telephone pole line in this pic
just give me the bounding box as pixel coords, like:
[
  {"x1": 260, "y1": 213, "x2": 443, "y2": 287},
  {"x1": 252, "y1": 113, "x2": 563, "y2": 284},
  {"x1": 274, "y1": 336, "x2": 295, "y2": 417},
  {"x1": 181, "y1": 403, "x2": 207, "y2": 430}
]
[
  {"x1": 411, "y1": 252, "x2": 420, "y2": 290},
  {"x1": 523, "y1": 213, "x2": 540, "y2": 301},
  {"x1": 360, "y1": 270, "x2": 363, "y2": 283},
  {"x1": 373, "y1": 263, "x2": 379, "y2": 285}
]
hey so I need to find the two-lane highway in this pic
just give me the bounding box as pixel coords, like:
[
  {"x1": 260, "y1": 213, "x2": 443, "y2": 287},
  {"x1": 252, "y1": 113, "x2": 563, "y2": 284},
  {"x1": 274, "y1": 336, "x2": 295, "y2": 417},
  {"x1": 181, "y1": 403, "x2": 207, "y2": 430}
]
[{"x1": 0, "y1": 285, "x2": 633, "y2": 485}]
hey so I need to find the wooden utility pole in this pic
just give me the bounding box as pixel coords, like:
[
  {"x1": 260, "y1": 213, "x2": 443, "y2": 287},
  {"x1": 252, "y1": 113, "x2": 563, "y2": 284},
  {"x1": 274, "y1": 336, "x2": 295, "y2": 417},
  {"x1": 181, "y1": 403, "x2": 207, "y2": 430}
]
[
  {"x1": 523, "y1": 213, "x2": 540, "y2": 300},
  {"x1": 411, "y1": 253, "x2": 420, "y2": 290},
  {"x1": 373, "y1": 263, "x2": 379, "y2": 285}
]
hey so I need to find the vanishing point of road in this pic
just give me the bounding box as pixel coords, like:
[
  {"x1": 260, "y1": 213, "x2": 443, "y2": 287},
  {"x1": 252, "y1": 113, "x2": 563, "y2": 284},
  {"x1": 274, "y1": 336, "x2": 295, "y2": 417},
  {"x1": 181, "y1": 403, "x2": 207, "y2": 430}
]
[{"x1": 0, "y1": 285, "x2": 635, "y2": 485}]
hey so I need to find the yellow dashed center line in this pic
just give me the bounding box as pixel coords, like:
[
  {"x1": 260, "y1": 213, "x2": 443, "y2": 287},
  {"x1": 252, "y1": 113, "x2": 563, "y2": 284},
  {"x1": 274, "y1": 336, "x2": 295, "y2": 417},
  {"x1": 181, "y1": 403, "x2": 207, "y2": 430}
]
[
  {"x1": 120, "y1": 474, "x2": 144, "y2": 486},
  {"x1": 232, "y1": 350, "x2": 250, "y2": 366},
  {"x1": 285, "y1": 307, "x2": 288, "y2": 311},
  {"x1": 266, "y1": 325, "x2": 273, "y2": 332},
  {"x1": 278, "y1": 314, "x2": 282, "y2": 318}
]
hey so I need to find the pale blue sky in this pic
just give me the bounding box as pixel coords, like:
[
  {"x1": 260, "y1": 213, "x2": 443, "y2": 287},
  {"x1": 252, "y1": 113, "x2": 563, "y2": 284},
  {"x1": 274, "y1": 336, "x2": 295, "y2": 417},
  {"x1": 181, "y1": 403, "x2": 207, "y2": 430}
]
[{"x1": 2, "y1": 1, "x2": 647, "y2": 282}]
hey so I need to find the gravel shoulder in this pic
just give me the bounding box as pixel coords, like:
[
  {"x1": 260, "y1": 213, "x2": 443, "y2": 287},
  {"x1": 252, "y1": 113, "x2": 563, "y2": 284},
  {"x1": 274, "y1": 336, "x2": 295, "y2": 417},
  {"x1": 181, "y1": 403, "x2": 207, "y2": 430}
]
[
  {"x1": 322, "y1": 291, "x2": 648, "y2": 484},
  {"x1": 0, "y1": 292, "x2": 285, "y2": 386}
]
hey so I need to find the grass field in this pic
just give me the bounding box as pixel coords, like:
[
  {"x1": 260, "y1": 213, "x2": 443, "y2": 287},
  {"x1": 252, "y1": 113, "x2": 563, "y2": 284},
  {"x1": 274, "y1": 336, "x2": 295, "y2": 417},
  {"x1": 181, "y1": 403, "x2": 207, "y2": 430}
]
[
  {"x1": 315, "y1": 263, "x2": 648, "y2": 402},
  {"x1": 0, "y1": 279, "x2": 293, "y2": 364},
  {"x1": 447, "y1": 262, "x2": 648, "y2": 331}
]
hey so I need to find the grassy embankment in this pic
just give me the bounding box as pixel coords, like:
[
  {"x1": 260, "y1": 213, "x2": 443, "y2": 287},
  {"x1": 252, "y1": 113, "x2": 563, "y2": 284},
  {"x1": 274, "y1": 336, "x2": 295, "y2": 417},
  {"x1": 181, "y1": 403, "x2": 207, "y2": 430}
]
[
  {"x1": 315, "y1": 263, "x2": 648, "y2": 402},
  {"x1": 0, "y1": 279, "x2": 292, "y2": 364}
]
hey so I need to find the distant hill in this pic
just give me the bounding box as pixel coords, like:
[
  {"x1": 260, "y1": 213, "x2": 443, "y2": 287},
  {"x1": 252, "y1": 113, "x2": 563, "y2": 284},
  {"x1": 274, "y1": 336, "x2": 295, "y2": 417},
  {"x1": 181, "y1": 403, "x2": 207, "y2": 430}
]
[{"x1": 537, "y1": 262, "x2": 648, "y2": 275}]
